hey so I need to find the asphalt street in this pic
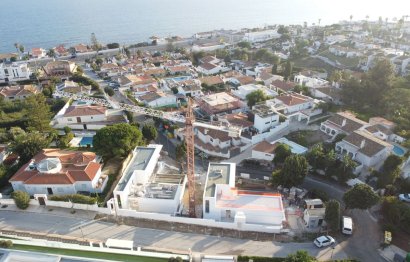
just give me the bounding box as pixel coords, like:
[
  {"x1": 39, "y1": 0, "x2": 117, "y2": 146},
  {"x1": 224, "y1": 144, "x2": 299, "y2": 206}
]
[{"x1": 0, "y1": 210, "x2": 347, "y2": 260}]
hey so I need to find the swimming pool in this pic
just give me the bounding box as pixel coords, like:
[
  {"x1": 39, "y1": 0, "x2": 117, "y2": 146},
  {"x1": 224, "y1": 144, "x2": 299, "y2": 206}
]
[
  {"x1": 393, "y1": 145, "x2": 406, "y2": 157},
  {"x1": 79, "y1": 136, "x2": 93, "y2": 147}
]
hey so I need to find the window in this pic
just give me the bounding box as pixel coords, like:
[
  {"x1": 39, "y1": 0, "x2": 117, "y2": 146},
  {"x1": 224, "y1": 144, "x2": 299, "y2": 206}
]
[
  {"x1": 210, "y1": 138, "x2": 213, "y2": 142},
  {"x1": 91, "y1": 116, "x2": 93, "y2": 119},
  {"x1": 265, "y1": 121, "x2": 270, "y2": 124},
  {"x1": 67, "y1": 118, "x2": 72, "y2": 121},
  {"x1": 205, "y1": 200, "x2": 209, "y2": 213}
]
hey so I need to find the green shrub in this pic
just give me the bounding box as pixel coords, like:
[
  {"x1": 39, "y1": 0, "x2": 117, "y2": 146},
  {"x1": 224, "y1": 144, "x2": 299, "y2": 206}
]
[
  {"x1": 237, "y1": 256, "x2": 284, "y2": 262},
  {"x1": 49, "y1": 194, "x2": 97, "y2": 205},
  {"x1": 11, "y1": 190, "x2": 30, "y2": 209},
  {"x1": 0, "y1": 240, "x2": 13, "y2": 248}
]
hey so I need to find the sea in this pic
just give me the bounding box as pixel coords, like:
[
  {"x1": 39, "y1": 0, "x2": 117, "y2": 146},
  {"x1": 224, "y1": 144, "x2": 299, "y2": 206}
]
[{"x1": 1, "y1": 0, "x2": 409, "y2": 53}]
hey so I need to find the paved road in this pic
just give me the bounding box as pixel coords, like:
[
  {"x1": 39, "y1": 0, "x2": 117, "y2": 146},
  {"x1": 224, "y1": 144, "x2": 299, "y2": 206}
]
[
  {"x1": 0, "y1": 210, "x2": 347, "y2": 260},
  {"x1": 236, "y1": 166, "x2": 385, "y2": 262}
]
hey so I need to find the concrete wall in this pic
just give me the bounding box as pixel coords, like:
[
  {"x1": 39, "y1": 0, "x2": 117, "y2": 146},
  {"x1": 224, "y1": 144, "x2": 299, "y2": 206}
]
[
  {"x1": 251, "y1": 120, "x2": 289, "y2": 145},
  {"x1": 251, "y1": 150, "x2": 274, "y2": 161}
]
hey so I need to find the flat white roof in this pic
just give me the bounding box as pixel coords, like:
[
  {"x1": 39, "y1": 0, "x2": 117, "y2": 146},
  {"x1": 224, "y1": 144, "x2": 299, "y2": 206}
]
[{"x1": 216, "y1": 189, "x2": 284, "y2": 213}]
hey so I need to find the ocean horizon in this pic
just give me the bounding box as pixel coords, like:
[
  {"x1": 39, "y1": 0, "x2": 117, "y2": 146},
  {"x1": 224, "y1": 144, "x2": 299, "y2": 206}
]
[{"x1": 1, "y1": 0, "x2": 409, "y2": 53}]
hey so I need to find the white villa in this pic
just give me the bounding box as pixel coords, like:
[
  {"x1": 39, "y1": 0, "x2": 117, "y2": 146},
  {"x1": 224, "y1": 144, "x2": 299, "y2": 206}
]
[{"x1": 203, "y1": 162, "x2": 286, "y2": 227}]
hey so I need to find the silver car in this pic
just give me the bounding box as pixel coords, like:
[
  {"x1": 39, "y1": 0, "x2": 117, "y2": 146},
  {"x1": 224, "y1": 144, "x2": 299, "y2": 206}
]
[{"x1": 399, "y1": 194, "x2": 410, "y2": 203}]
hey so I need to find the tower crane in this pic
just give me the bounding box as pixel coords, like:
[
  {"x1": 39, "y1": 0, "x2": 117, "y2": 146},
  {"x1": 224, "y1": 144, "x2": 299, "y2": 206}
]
[{"x1": 54, "y1": 91, "x2": 241, "y2": 217}]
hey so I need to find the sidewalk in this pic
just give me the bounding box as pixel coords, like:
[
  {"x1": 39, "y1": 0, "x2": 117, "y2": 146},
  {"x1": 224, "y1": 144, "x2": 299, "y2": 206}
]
[{"x1": 1, "y1": 204, "x2": 96, "y2": 220}]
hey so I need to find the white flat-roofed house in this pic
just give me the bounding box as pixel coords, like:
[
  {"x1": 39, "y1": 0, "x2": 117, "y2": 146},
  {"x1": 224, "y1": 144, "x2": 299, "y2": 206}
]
[
  {"x1": 231, "y1": 84, "x2": 277, "y2": 101},
  {"x1": 203, "y1": 162, "x2": 286, "y2": 227},
  {"x1": 9, "y1": 149, "x2": 106, "y2": 195},
  {"x1": 113, "y1": 145, "x2": 187, "y2": 215},
  {"x1": 177, "y1": 83, "x2": 202, "y2": 97},
  {"x1": 252, "y1": 104, "x2": 280, "y2": 133},
  {"x1": 243, "y1": 30, "x2": 280, "y2": 43},
  {"x1": 294, "y1": 74, "x2": 329, "y2": 89},
  {"x1": 197, "y1": 92, "x2": 244, "y2": 116},
  {"x1": 335, "y1": 130, "x2": 393, "y2": 167},
  {"x1": 0, "y1": 62, "x2": 32, "y2": 83}
]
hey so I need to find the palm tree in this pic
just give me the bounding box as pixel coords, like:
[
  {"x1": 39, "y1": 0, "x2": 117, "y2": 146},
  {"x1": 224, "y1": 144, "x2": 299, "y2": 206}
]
[
  {"x1": 19, "y1": 45, "x2": 25, "y2": 54},
  {"x1": 350, "y1": 15, "x2": 353, "y2": 23},
  {"x1": 318, "y1": 18, "x2": 321, "y2": 26},
  {"x1": 14, "y1": 43, "x2": 19, "y2": 53}
]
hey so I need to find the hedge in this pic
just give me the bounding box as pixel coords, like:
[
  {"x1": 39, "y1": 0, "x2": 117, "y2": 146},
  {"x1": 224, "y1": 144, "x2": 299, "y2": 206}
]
[
  {"x1": 49, "y1": 194, "x2": 97, "y2": 205},
  {"x1": 0, "y1": 240, "x2": 13, "y2": 248},
  {"x1": 11, "y1": 191, "x2": 30, "y2": 209}
]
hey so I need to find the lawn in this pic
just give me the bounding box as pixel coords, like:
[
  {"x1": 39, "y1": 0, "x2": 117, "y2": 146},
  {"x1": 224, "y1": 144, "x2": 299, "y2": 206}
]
[{"x1": 11, "y1": 244, "x2": 168, "y2": 262}]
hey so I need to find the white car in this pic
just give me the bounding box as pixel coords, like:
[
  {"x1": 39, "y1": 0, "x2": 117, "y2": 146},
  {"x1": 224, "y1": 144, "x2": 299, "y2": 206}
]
[
  {"x1": 399, "y1": 194, "x2": 410, "y2": 203},
  {"x1": 314, "y1": 235, "x2": 335, "y2": 248}
]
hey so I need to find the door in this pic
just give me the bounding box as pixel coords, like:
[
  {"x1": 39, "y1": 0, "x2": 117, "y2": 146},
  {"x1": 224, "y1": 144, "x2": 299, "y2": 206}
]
[
  {"x1": 47, "y1": 187, "x2": 53, "y2": 195},
  {"x1": 83, "y1": 124, "x2": 87, "y2": 130},
  {"x1": 226, "y1": 210, "x2": 231, "y2": 219},
  {"x1": 38, "y1": 197, "x2": 46, "y2": 205},
  {"x1": 76, "y1": 117, "x2": 81, "y2": 123}
]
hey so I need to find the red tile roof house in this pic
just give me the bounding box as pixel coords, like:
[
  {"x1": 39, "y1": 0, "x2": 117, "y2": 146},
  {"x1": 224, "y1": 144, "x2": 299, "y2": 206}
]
[
  {"x1": 52, "y1": 105, "x2": 127, "y2": 131},
  {"x1": 30, "y1": 48, "x2": 46, "y2": 59},
  {"x1": 9, "y1": 149, "x2": 107, "y2": 195},
  {"x1": 0, "y1": 85, "x2": 40, "y2": 100},
  {"x1": 320, "y1": 111, "x2": 368, "y2": 140}
]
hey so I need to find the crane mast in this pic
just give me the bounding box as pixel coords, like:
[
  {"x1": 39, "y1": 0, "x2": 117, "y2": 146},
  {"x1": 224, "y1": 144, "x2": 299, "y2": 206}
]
[{"x1": 54, "y1": 91, "x2": 241, "y2": 218}]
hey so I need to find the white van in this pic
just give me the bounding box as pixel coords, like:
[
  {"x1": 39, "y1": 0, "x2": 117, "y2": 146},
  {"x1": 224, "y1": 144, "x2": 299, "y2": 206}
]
[{"x1": 342, "y1": 216, "x2": 353, "y2": 235}]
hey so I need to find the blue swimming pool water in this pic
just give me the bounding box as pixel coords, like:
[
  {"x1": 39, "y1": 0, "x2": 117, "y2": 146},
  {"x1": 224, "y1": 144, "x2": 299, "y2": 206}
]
[
  {"x1": 393, "y1": 145, "x2": 405, "y2": 156},
  {"x1": 79, "y1": 137, "x2": 93, "y2": 147}
]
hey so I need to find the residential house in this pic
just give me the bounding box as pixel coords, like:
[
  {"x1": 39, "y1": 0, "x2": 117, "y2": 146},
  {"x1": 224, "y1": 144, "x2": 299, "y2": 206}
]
[
  {"x1": 219, "y1": 113, "x2": 253, "y2": 132},
  {"x1": 294, "y1": 74, "x2": 329, "y2": 88},
  {"x1": 168, "y1": 66, "x2": 191, "y2": 75},
  {"x1": 197, "y1": 62, "x2": 229, "y2": 75},
  {"x1": 55, "y1": 80, "x2": 91, "y2": 96},
  {"x1": 0, "y1": 85, "x2": 39, "y2": 100},
  {"x1": 251, "y1": 104, "x2": 280, "y2": 133},
  {"x1": 303, "y1": 199, "x2": 326, "y2": 229},
  {"x1": 31, "y1": 48, "x2": 46, "y2": 59},
  {"x1": 9, "y1": 149, "x2": 107, "y2": 195},
  {"x1": 54, "y1": 45, "x2": 69, "y2": 57},
  {"x1": 310, "y1": 86, "x2": 343, "y2": 104},
  {"x1": 229, "y1": 75, "x2": 255, "y2": 86},
  {"x1": 113, "y1": 145, "x2": 186, "y2": 215},
  {"x1": 251, "y1": 138, "x2": 307, "y2": 161},
  {"x1": 43, "y1": 60, "x2": 77, "y2": 78},
  {"x1": 192, "y1": 42, "x2": 228, "y2": 52},
  {"x1": 138, "y1": 91, "x2": 177, "y2": 108},
  {"x1": 176, "y1": 80, "x2": 203, "y2": 97},
  {"x1": 203, "y1": 162, "x2": 285, "y2": 228},
  {"x1": 320, "y1": 111, "x2": 367, "y2": 139},
  {"x1": 126, "y1": 75, "x2": 158, "y2": 89},
  {"x1": 144, "y1": 67, "x2": 167, "y2": 78},
  {"x1": 243, "y1": 29, "x2": 280, "y2": 43},
  {"x1": 52, "y1": 104, "x2": 127, "y2": 131},
  {"x1": 199, "y1": 76, "x2": 224, "y2": 87},
  {"x1": 197, "y1": 92, "x2": 244, "y2": 116},
  {"x1": 0, "y1": 53, "x2": 18, "y2": 63},
  {"x1": 0, "y1": 62, "x2": 32, "y2": 83},
  {"x1": 273, "y1": 93, "x2": 315, "y2": 119},
  {"x1": 271, "y1": 80, "x2": 296, "y2": 93},
  {"x1": 231, "y1": 84, "x2": 277, "y2": 101},
  {"x1": 74, "y1": 44, "x2": 89, "y2": 53},
  {"x1": 335, "y1": 130, "x2": 393, "y2": 167},
  {"x1": 258, "y1": 72, "x2": 283, "y2": 86}
]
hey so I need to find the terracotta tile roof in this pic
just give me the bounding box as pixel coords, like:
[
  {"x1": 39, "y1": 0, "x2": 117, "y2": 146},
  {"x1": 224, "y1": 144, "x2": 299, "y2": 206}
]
[
  {"x1": 199, "y1": 62, "x2": 218, "y2": 71},
  {"x1": 168, "y1": 66, "x2": 190, "y2": 73},
  {"x1": 196, "y1": 126, "x2": 231, "y2": 142},
  {"x1": 223, "y1": 113, "x2": 253, "y2": 128},
  {"x1": 144, "y1": 67, "x2": 166, "y2": 75},
  {"x1": 325, "y1": 111, "x2": 367, "y2": 134},
  {"x1": 139, "y1": 91, "x2": 162, "y2": 102},
  {"x1": 9, "y1": 149, "x2": 100, "y2": 185},
  {"x1": 276, "y1": 93, "x2": 310, "y2": 106},
  {"x1": 365, "y1": 124, "x2": 393, "y2": 135},
  {"x1": 74, "y1": 44, "x2": 88, "y2": 53},
  {"x1": 201, "y1": 56, "x2": 218, "y2": 64},
  {"x1": 343, "y1": 130, "x2": 392, "y2": 157},
  {"x1": 0, "y1": 85, "x2": 39, "y2": 98},
  {"x1": 199, "y1": 76, "x2": 224, "y2": 86},
  {"x1": 100, "y1": 63, "x2": 119, "y2": 70},
  {"x1": 253, "y1": 141, "x2": 279, "y2": 154},
  {"x1": 236, "y1": 76, "x2": 255, "y2": 85},
  {"x1": 271, "y1": 80, "x2": 296, "y2": 92},
  {"x1": 63, "y1": 105, "x2": 106, "y2": 117}
]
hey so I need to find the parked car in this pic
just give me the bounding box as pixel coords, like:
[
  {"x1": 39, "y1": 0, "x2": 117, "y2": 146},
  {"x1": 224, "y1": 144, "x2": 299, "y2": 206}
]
[
  {"x1": 399, "y1": 194, "x2": 410, "y2": 202},
  {"x1": 314, "y1": 235, "x2": 335, "y2": 248},
  {"x1": 342, "y1": 216, "x2": 353, "y2": 235}
]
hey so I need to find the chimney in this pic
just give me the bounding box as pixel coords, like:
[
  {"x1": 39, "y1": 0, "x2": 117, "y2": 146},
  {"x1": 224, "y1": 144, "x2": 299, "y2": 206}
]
[
  {"x1": 342, "y1": 118, "x2": 347, "y2": 127},
  {"x1": 360, "y1": 139, "x2": 366, "y2": 149}
]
